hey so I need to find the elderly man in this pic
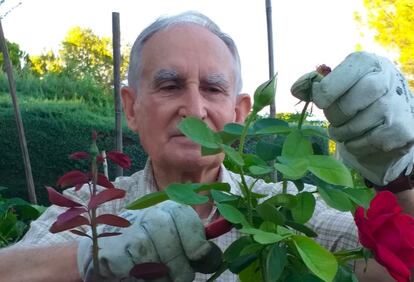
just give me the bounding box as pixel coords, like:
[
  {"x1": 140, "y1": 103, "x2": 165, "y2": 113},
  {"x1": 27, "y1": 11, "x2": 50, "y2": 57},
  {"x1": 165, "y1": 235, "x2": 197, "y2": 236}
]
[{"x1": 0, "y1": 11, "x2": 413, "y2": 282}]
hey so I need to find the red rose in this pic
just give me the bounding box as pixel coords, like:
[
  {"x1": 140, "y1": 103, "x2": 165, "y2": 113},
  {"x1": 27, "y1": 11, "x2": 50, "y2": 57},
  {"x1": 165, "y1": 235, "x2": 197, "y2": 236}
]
[{"x1": 354, "y1": 191, "x2": 414, "y2": 282}]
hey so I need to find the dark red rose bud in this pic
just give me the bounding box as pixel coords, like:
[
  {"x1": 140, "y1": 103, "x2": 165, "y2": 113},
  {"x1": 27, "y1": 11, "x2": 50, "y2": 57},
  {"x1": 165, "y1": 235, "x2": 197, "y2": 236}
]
[
  {"x1": 107, "y1": 151, "x2": 131, "y2": 169},
  {"x1": 205, "y1": 216, "x2": 233, "y2": 240},
  {"x1": 69, "y1": 152, "x2": 89, "y2": 160},
  {"x1": 316, "y1": 64, "x2": 332, "y2": 77},
  {"x1": 92, "y1": 130, "x2": 98, "y2": 142}
]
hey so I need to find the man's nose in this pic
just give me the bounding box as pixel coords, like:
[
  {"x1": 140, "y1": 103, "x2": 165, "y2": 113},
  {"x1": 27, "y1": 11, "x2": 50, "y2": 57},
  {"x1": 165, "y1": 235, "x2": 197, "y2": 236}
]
[{"x1": 178, "y1": 87, "x2": 207, "y2": 120}]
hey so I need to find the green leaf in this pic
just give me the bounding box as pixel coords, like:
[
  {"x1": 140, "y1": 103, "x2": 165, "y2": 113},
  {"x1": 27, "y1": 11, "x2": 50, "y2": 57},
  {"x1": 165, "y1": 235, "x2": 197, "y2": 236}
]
[
  {"x1": 224, "y1": 236, "x2": 254, "y2": 262},
  {"x1": 239, "y1": 259, "x2": 261, "y2": 282},
  {"x1": 256, "y1": 203, "x2": 285, "y2": 225},
  {"x1": 240, "y1": 227, "x2": 287, "y2": 244},
  {"x1": 284, "y1": 272, "x2": 324, "y2": 282},
  {"x1": 317, "y1": 181, "x2": 355, "y2": 212},
  {"x1": 290, "y1": 192, "x2": 316, "y2": 224},
  {"x1": 216, "y1": 203, "x2": 250, "y2": 227},
  {"x1": 282, "y1": 129, "x2": 313, "y2": 158},
  {"x1": 333, "y1": 265, "x2": 358, "y2": 282},
  {"x1": 308, "y1": 155, "x2": 353, "y2": 187},
  {"x1": 263, "y1": 194, "x2": 298, "y2": 209},
  {"x1": 265, "y1": 244, "x2": 287, "y2": 282},
  {"x1": 256, "y1": 140, "x2": 281, "y2": 161},
  {"x1": 165, "y1": 183, "x2": 208, "y2": 205},
  {"x1": 255, "y1": 126, "x2": 292, "y2": 135},
  {"x1": 249, "y1": 165, "x2": 274, "y2": 176},
  {"x1": 293, "y1": 235, "x2": 338, "y2": 282},
  {"x1": 275, "y1": 156, "x2": 309, "y2": 180},
  {"x1": 194, "y1": 183, "x2": 231, "y2": 193},
  {"x1": 223, "y1": 145, "x2": 244, "y2": 166},
  {"x1": 342, "y1": 187, "x2": 374, "y2": 210},
  {"x1": 252, "y1": 117, "x2": 289, "y2": 133},
  {"x1": 285, "y1": 221, "x2": 318, "y2": 237},
  {"x1": 242, "y1": 154, "x2": 268, "y2": 167},
  {"x1": 260, "y1": 221, "x2": 278, "y2": 233},
  {"x1": 223, "y1": 123, "x2": 253, "y2": 136},
  {"x1": 292, "y1": 179, "x2": 305, "y2": 192},
  {"x1": 201, "y1": 146, "x2": 222, "y2": 156},
  {"x1": 211, "y1": 190, "x2": 240, "y2": 203},
  {"x1": 126, "y1": 191, "x2": 168, "y2": 210},
  {"x1": 301, "y1": 126, "x2": 329, "y2": 139},
  {"x1": 228, "y1": 253, "x2": 258, "y2": 274},
  {"x1": 177, "y1": 117, "x2": 222, "y2": 149}
]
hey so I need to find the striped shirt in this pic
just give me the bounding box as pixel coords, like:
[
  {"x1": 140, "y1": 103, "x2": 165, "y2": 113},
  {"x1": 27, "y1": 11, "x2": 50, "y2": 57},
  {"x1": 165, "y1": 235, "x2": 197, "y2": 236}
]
[{"x1": 18, "y1": 161, "x2": 359, "y2": 281}]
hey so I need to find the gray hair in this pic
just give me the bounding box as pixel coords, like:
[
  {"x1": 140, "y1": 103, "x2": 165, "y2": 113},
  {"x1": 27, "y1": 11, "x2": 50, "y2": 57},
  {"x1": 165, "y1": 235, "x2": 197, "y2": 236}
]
[{"x1": 127, "y1": 11, "x2": 243, "y2": 95}]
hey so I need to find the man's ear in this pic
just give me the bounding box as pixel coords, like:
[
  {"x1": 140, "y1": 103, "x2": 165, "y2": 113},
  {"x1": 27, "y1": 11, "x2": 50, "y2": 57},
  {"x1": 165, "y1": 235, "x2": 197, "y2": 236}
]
[
  {"x1": 121, "y1": 86, "x2": 140, "y2": 132},
  {"x1": 234, "y1": 93, "x2": 252, "y2": 123}
]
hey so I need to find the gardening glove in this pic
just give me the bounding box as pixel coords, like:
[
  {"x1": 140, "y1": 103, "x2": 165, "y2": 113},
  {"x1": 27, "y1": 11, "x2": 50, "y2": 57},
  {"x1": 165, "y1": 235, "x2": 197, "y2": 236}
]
[
  {"x1": 291, "y1": 51, "x2": 414, "y2": 186},
  {"x1": 77, "y1": 200, "x2": 222, "y2": 282}
]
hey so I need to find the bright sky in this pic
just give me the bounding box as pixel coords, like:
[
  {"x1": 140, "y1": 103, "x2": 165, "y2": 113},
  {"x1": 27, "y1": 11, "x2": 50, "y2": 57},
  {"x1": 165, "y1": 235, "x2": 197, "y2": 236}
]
[{"x1": 1, "y1": 0, "x2": 390, "y2": 120}]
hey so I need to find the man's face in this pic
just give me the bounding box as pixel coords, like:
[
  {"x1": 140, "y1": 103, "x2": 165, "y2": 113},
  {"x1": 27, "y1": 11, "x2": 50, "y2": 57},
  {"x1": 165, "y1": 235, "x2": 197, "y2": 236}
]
[{"x1": 122, "y1": 25, "x2": 250, "y2": 171}]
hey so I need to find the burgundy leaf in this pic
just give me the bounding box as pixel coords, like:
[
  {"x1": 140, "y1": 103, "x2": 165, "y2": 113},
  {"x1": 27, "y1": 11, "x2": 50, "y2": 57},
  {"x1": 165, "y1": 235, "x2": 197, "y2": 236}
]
[
  {"x1": 50, "y1": 215, "x2": 89, "y2": 233},
  {"x1": 130, "y1": 262, "x2": 169, "y2": 280},
  {"x1": 107, "y1": 151, "x2": 131, "y2": 169},
  {"x1": 88, "y1": 188, "x2": 126, "y2": 209},
  {"x1": 97, "y1": 173, "x2": 115, "y2": 189},
  {"x1": 57, "y1": 207, "x2": 87, "y2": 223},
  {"x1": 75, "y1": 183, "x2": 86, "y2": 191},
  {"x1": 57, "y1": 170, "x2": 89, "y2": 188},
  {"x1": 95, "y1": 214, "x2": 131, "y2": 227},
  {"x1": 46, "y1": 187, "x2": 83, "y2": 208},
  {"x1": 205, "y1": 217, "x2": 233, "y2": 240},
  {"x1": 70, "y1": 229, "x2": 91, "y2": 239},
  {"x1": 69, "y1": 152, "x2": 90, "y2": 160},
  {"x1": 97, "y1": 232, "x2": 122, "y2": 238}
]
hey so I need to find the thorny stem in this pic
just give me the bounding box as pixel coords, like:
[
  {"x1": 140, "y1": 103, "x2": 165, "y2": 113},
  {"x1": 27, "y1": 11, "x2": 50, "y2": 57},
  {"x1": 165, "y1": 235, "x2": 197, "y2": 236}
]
[
  {"x1": 282, "y1": 179, "x2": 288, "y2": 194},
  {"x1": 90, "y1": 154, "x2": 100, "y2": 277},
  {"x1": 298, "y1": 101, "x2": 310, "y2": 130},
  {"x1": 238, "y1": 112, "x2": 257, "y2": 224}
]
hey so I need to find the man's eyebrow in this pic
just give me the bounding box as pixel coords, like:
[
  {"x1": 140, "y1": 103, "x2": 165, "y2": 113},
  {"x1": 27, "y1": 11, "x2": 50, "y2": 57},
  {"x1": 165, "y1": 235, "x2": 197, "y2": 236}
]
[
  {"x1": 205, "y1": 73, "x2": 230, "y2": 89},
  {"x1": 153, "y1": 69, "x2": 181, "y2": 83}
]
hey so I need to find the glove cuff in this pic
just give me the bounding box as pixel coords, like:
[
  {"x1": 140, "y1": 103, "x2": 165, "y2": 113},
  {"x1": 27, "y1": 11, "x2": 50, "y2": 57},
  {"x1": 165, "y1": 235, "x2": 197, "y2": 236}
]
[{"x1": 365, "y1": 168, "x2": 414, "y2": 193}]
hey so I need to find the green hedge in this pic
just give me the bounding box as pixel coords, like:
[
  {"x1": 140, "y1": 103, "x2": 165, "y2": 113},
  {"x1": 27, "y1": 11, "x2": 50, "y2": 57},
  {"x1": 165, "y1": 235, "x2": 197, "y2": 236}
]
[{"x1": 0, "y1": 99, "x2": 148, "y2": 205}]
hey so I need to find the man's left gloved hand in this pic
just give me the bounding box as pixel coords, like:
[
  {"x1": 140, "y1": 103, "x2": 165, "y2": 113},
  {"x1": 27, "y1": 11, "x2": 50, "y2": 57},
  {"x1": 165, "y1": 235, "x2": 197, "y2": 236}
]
[
  {"x1": 77, "y1": 200, "x2": 222, "y2": 282},
  {"x1": 291, "y1": 51, "x2": 414, "y2": 186}
]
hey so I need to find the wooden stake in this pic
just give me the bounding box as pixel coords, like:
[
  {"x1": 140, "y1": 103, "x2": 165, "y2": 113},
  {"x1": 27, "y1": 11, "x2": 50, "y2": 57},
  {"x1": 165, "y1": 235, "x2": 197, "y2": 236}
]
[{"x1": 0, "y1": 19, "x2": 37, "y2": 204}]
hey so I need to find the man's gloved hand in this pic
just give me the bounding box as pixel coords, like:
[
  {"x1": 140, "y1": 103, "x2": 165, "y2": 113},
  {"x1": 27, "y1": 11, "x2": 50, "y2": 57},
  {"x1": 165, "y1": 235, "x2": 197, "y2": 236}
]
[
  {"x1": 291, "y1": 51, "x2": 414, "y2": 186},
  {"x1": 77, "y1": 201, "x2": 222, "y2": 282}
]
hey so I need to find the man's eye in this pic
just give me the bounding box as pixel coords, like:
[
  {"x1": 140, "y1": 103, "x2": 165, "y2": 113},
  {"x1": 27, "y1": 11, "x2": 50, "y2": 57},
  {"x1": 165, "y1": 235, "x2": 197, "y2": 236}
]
[
  {"x1": 160, "y1": 84, "x2": 180, "y2": 91},
  {"x1": 204, "y1": 86, "x2": 223, "y2": 94}
]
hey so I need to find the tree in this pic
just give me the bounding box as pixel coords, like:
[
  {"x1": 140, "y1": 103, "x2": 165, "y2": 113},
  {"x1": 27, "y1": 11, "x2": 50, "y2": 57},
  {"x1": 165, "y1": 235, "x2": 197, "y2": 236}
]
[
  {"x1": 355, "y1": 0, "x2": 414, "y2": 88},
  {"x1": 26, "y1": 50, "x2": 63, "y2": 76},
  {"x1": 0, "y1": 40, "x2": 24, "y2": 71},
  {"x1": 59, "y1": 26, "x2": 129, "y2": 86}
]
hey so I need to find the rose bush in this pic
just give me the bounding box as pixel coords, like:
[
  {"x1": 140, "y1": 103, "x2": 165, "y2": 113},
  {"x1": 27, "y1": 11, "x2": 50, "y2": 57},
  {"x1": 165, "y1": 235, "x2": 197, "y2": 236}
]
[{"x1": 354, "y1": 191, "x2": 414, "y2": 282}]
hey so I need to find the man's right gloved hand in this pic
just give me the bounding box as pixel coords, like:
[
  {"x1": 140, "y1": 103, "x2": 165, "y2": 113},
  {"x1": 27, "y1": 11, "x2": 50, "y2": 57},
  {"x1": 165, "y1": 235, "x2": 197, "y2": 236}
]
[
  {"x1": 291, "y1": 51, "x2": 414, "y2": 186},
  {"x1": 77, "y1": 201, "x2": 222, "y2": 282}
]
